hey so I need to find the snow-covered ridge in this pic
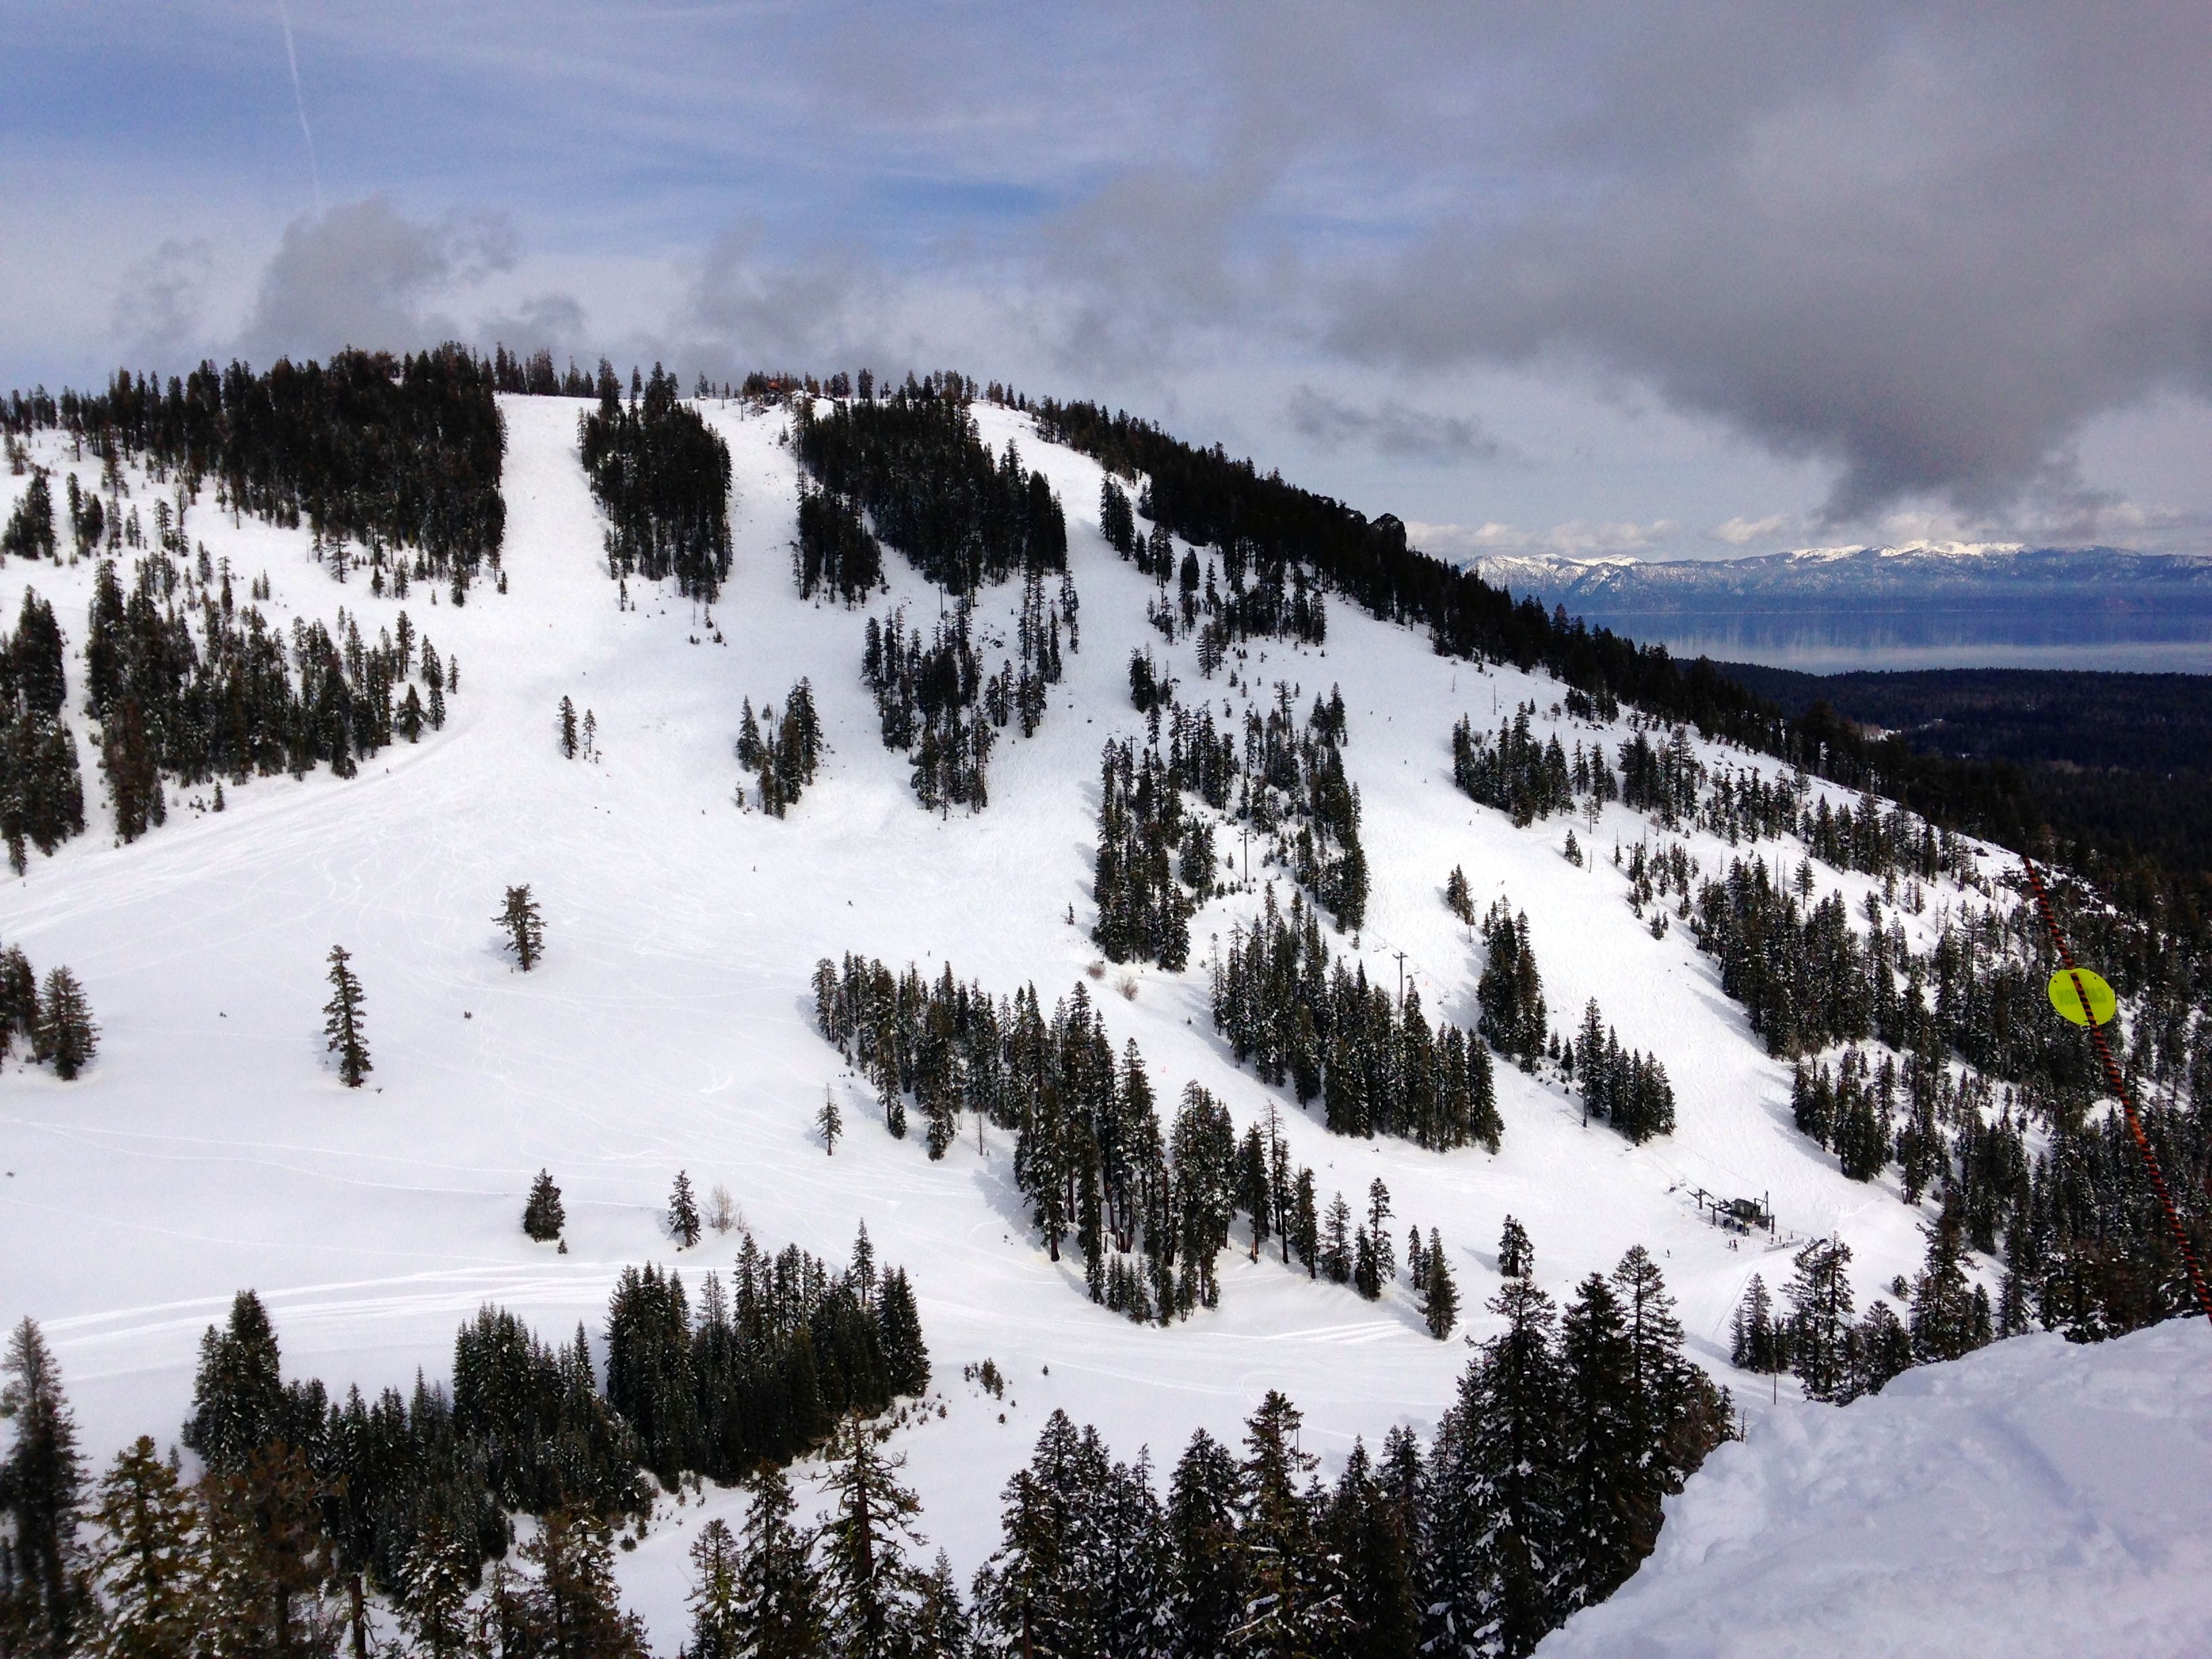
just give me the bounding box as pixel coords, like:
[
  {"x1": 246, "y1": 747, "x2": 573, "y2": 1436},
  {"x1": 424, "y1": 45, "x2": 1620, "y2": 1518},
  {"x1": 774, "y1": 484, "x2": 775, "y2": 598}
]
[
  {"x1": 1467, "y1": 542, "x2": 2212, "y2": 611},
  {"x1": 1542, "y1": 1319, "x2": 2212, "y2": 1658}
]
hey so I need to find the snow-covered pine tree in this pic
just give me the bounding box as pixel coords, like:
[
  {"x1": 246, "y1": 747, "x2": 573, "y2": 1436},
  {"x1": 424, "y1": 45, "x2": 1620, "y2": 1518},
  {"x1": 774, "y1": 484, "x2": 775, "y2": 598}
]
[
  {"x1": 523, "y1": 1170, "x2": 565, "y2": 1242},
  {"x1": 669, "y1": 1171, "x2": 701, "y2": 1248},
  {"x1": 393, "y1": 1519, "x2": 475, "y2": 1658},
  {"x1": 0, "y1": 1318, "x2": 91, "y2": 1654},
  {"x1": 1557, "y1": 1271, "x2": 1639, "y2": 1616},
  {"x1": 1784, "y1": 1236, "x2": 1856, "y2": 1402},
  {"x1": 1166, "y1": 1428, "x2": 1243, "y2": 1657},
  {"x1": 32, "y1": 966, "x2": 96, "y2": 1080},
  {"x1": 731, "y1": 1465, "x2": 825, "y2": 1659},
  {"x1": 876, "y1": 1269, "x2": 930, "y2": 1397},
  {"x1": 87, "y1": 1435, "x2": 201, "y2": 1659},
  {"x1": 322, "y1": 945, "x2": 370, "y2": 1088},
  {"x1": 1423, "y1": 1229, "x2": 1460, "y2": 1339},
  {"x1": 1729, "y1": 1273, "x2": 1782, "y2": 1372},
  {"x1": 1498, "y1": 1213, "x2": 1533, "y2": 1279},
  {"x1": 817, "y1": 1415, "x2": 930, "y2": 1659},
  {"x1": 819, "y1": 1086, "x2": 844, "y2": 1155},
  {"x1": 497, "y1": 884, "x2": 546, "y2": 971}
]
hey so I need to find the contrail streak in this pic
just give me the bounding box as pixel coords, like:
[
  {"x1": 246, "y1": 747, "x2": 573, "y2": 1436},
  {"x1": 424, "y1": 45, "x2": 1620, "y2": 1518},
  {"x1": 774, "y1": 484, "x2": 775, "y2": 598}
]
[{"x1": 276, "y1": 0, "x2": 323, "y2": 215}]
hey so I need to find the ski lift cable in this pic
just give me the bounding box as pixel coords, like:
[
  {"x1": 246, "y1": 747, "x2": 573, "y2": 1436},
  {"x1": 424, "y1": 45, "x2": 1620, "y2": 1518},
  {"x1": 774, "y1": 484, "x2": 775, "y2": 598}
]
[{"x1": 2022, "y1": 855, "x2": 2212, "y2": 1335}]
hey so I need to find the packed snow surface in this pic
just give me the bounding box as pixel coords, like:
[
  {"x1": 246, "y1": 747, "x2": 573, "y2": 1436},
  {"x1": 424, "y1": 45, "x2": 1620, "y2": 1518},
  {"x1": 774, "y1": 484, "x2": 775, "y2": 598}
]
[
  {"x1": 0, "y1": 392, "x2": 2144, "y2": 1647},
  {"x1": 1541, "y1": 1319, "x2": 2212, "y2": 1659}
]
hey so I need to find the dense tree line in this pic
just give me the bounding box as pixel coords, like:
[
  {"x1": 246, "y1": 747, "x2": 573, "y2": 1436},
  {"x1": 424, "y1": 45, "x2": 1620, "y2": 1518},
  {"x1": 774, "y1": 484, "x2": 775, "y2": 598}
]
[
  {"x1": 736, "y1": 679, "x2": 823, "y2": 816},
  {"x1": 1473, "y1": 902, "x2": 1550, "y2": 1068},
  {"x1": 1731, "y1": 1220, "x2": 1988, "y2": 1408},
  {"x1": 1451, "y1": 706, "x2": 1576, "y2": 827},
  {"x1": 0, "y1": 1218, "x2": 930, "y2": 1656},
  {"x1": 0, "y1": 588, "x2": 85, "y2": 870},
  {"x1": 1, "y1": 468, "x2": 57, "y2": 562},
  {"x1": 11, "y1": 348, "x2": 505, "y2": 593},
  {"x1": 794, "y1": 483, "x2": 884, "y2": 604},
  {"x1": 80, "y1": 548, "x2": 453, "y2": 844},
  {"x1": 1103, "y1": 474, "x2": 1328, "y2": 667},
  {"x1": 954, "y1": 1246, "x2": 1727, "y2": 1659},
  {"x1": 792, "y1": 380, "x2": 1066, "y2": 598},
  {"x1": 1563, "y1": 997, "x2": 1677, "y2": 1144},
  {"x1": 813, "y1": 956, "x2": 1448, "y2": 1325},
  {"x1": 1092, "y1": 733, "x2": 1204, "y2": 971},
  {"x1": 674, "y1": 1249, "x2": 1725, "y2": 1657},
  {"x1": 861, "y1": 574, "x2": 1070, "y2": 813},
  {"x1": 578, "y1": 363, "x2": 733, "y2": 602},
  {"x1": 1212, "y1": 885, "x2": 1502, "y2": 1151},
  {"x1": 1123, "y1": 672, "x2": 1365, "y2": 932},
  {"x1": 488, "y1": 345, "x2": 599, "y2": 398}
]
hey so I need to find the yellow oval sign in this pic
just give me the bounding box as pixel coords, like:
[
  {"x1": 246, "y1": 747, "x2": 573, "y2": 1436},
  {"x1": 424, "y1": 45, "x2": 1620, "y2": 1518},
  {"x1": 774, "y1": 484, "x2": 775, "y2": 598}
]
[{"x1": 2048, "y1": 968, "x2": 2117, "y2": 1027}]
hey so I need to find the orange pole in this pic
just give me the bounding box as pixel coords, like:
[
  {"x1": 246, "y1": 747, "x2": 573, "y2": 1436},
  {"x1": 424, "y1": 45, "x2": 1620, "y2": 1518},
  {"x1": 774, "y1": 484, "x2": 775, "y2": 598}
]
[{"x1": 2021, "y1": 857, "x2": 2212, "y2": 1331}]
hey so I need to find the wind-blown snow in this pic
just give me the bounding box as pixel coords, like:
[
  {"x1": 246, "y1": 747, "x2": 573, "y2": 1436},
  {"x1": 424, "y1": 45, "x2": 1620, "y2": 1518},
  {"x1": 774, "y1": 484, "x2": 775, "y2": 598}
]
[
  {"x1": 0, "y1": 393, "x2": 2073, "y2": 1645},
  {"x1": 1541, "y1": 1319, "x2": 2212, "y2": 1659}
]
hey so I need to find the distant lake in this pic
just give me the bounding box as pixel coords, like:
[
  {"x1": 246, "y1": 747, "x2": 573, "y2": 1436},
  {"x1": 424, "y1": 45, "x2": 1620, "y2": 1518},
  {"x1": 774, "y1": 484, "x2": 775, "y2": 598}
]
[{"x1": 1584, "y1": 607, "x2": 2212, "y2": 674}]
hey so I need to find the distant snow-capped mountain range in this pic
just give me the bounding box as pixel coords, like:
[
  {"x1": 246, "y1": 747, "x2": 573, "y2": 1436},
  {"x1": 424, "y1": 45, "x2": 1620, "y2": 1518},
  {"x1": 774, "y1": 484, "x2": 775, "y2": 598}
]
[{"x1": 1469, "y1": 544, "x2": 2212, "y2": 612}]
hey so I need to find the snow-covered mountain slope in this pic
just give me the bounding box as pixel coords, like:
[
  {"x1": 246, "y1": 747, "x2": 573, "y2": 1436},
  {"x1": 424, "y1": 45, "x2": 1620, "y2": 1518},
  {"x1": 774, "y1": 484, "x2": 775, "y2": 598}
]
[
  {"x1": 0, "y1": 394, "x2": 2116, "y2": 1645},
  {"x1": 1541, "y1": 1319, "x2": 2212, "y2": 1659},
  {"x1": 1470, "y1": 544, "x2": 2212, "y2": 612}
]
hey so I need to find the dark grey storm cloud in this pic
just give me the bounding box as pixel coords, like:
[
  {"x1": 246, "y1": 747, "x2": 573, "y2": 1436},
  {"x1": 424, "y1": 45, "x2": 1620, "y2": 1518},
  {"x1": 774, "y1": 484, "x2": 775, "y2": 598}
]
[
  {"x1": 12, "y1": 1, "x2": 2209, "y2": 538},
  {"x1": 1313, "y1": 5, "x2": 2212, "y2": 519},
  {"x1": 1286, "y1": 385, "x2": 1502, "y2": 465}
]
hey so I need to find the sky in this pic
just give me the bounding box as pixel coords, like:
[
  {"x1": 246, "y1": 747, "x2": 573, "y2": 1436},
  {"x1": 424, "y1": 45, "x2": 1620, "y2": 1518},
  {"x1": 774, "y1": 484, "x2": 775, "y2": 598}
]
[{"x1": 3, "y1": 1, "x2": 2209, "y2": 562}]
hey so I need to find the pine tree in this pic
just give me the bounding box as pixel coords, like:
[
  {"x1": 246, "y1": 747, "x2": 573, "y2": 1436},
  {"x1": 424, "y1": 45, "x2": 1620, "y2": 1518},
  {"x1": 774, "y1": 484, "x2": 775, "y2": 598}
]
[
  {"x1": 1729, "y1": 1274, "x2": 1782, "y2": 1372},
  {"x1": 1498, "y1": 1214, "x2": 1533, "y2": 1279},
  {"x1": 1425, "y1": 1279, "x2": 1565, "y2": 1659},
  {"x1": 198, "y1": 1442, "x2": 343, "y2": 1659},
  {"x1": 33, "y1": 966, "x2": 96, "y2": 1080},
  {"x1": 1235, "y1": 1390, "x2": 1332, "y2": 1656},
  {"x1": 397, "y1": 1519, "x2": 475, "y2": 1659},
  {"x1": 684, "y1": 1517, "x2": 743, "y2": 1659},
  {"x1": 732, "y1": 1465, "x2": 825, "y2": 1659},
  {"x1": 972, "y1": 1410, "x2": 1101, "y2": 1657},
  {"x1": 523, "y1": 1170, "x2": 566, "y2": 1242},
  {"x1": 909, "y1": 1550, "x2": 970, "y2": 1659},
  {"x1": 1784, "y1": 1237, "x2": 1856, "y2": 1403},
  {"x1": 1909, "y1": 1210, "x2": 1986, "y2": 1365},
  {"x1": 322, "y1": 945, "x2": 370, "y2": 1088},
  {"x1": 1557, "y1": 1272, "x2": 1638, "y2": 1616},
  {"x1": 817, "y1": 1416, "x2": 928, "y2": 1659},
  {"x1": 876, "y1": 1269, "x2": 930, "y2": 1397},
  {"x1": 182, "y1": 1291, "x2": 286, "y2": 1475},
  {"x1": 1444, "y1": 865, "x2": 1474, "y2": 924},
  {"x1": 514, "y1": 1504, "x2": 645, "y2": 1658},
  {"x1": 1326, "y1": 1440, "x2": 1418, "y2": 1659},
  {"x1": 497, "y1": 884, "x2": 546, "y2": 971},
  {"x1": 669, "y1": 1171, "x2": 701, "y2": 1248},
  {"x1": 88, "y1": 1435, "x2": 202, "y2": 1659},
  {"x1": 0, "y1": 1318, "x2": 90, "y2": 1655},
  {"x1": 1422, "y1": 1229, "x2": 1460, "y2": 1339},
  {"x1": 558, "y1": 695, "x2": 579, "y2": 758},
  {"x1": 1166, "y1": 1429, "x2": 1243, "y2": 1658},
  {"x1": 818, "y1": 1088, "x2": 843, "y2": 1155}
]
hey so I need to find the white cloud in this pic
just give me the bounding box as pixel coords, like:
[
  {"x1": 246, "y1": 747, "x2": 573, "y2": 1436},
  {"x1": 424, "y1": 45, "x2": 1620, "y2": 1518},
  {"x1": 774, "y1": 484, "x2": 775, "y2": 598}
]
[
  {"x1": 1406, "y1": 518, "x2": 1675, "y2": 559},
  {"x1": 1712, "y1": 512, "x2": 1791, "y2": 545}
]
